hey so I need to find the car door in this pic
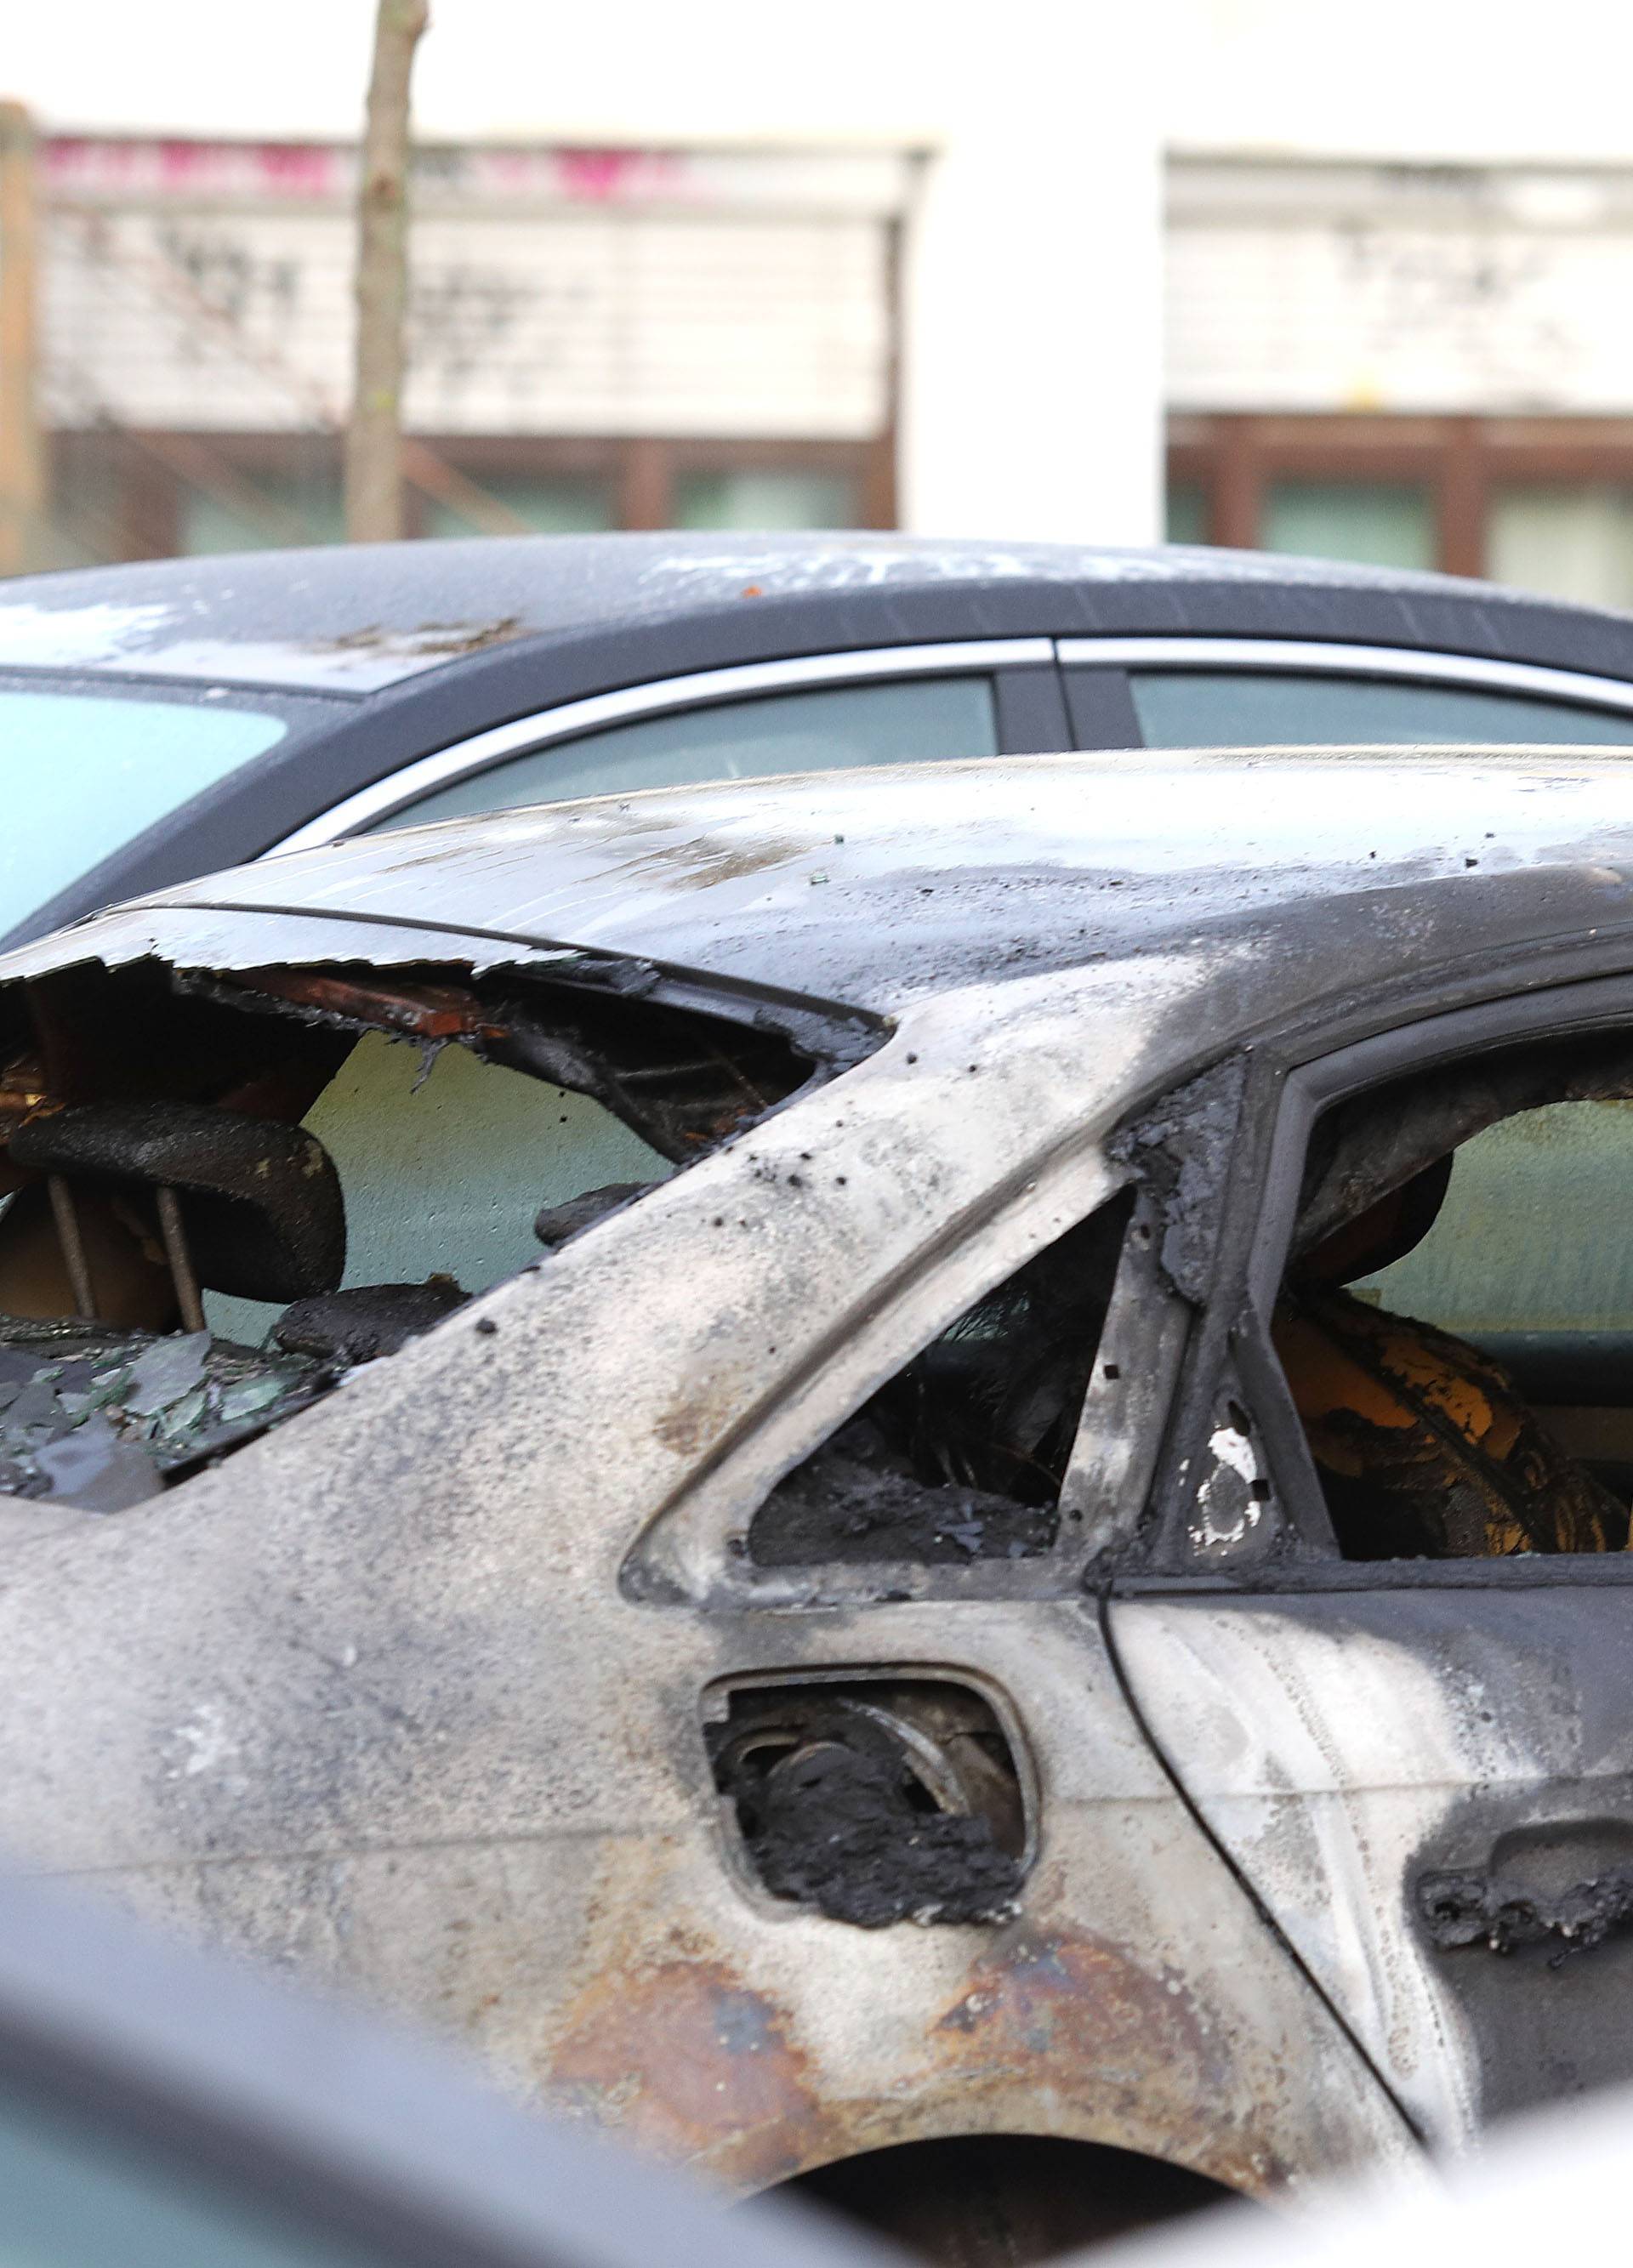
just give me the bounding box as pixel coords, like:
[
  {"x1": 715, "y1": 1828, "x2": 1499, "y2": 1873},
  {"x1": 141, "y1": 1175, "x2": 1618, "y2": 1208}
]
[
  {"x1": 1059, "y1": 638, "x2": 1633, "y2": 753},
  {"x1": 278, "y1": 641, "x2": 1071, "y2": 846},
  {"x1": 1107, "y1": 965, "x2": 1633, "y2": 2151}
]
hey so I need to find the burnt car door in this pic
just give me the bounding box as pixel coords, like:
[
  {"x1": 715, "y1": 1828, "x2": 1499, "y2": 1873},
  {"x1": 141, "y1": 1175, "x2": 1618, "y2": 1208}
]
[{"x1": 1108, "y1": 965, "x2": 1633, "y2": 2148}]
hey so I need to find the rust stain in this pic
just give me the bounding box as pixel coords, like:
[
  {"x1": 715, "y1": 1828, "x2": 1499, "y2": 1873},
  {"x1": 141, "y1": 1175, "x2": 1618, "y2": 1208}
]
[
  {"x1": 929, "y1": 1928, "x2": 1280, "y2": 2193},
  {"x1": 936, "y1": 1930, "x2": 1210, "y2": 2080},
  {"x1": 549, "y1": 1958, "x2": 835, "y2": 2183},
  {"x1": 652, "y1": 1367, "x2": 744, "y2": 1459},
  {"x1": 624, "y1": 837, "x2": 809, "y2": 894},
  {"x1": 226, "y1": 969, "x2": 504, "y2": 1043},
  {"x1": 313, "y1": 616, "x2": 525, "y2": 659}
]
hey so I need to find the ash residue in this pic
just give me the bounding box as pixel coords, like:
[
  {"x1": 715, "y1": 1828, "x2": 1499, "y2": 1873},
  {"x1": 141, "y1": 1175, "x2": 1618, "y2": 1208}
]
[
  {"x1": 748, "y1": 1418, "x2": 1057, "y2": 1565},
  {"x1": 1420, "y1": 1866, "x2": 1633, "y2": 1959},
  {"x1": 737, "y1": 1739, "x2": 1023, "y2": 1928},
  {"x1": 532, "y1": 1182, "x2": 651, "y2": 1252},
  {"x1": 276, "y1": 1277, "x2": 468, "y2": 1363}
]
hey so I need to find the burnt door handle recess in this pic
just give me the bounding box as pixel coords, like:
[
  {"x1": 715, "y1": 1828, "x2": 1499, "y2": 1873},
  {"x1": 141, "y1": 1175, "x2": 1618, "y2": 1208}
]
[{"x1": 1419, "y1": 1863, "x2": 1633, "y2": 1957}]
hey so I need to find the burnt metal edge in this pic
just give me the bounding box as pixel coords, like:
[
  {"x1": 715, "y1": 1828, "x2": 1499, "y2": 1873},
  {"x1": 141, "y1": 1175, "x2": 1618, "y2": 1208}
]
[
  {"x1": 621, "y1": 1151, "x2": 1141, "y2": 1612},
  {"x1": 117, "y1": 897, "x2": 885, "y2": 1062},
  {"x1": 15, "y1": 907, "x2": 886, "y2": 1126}
]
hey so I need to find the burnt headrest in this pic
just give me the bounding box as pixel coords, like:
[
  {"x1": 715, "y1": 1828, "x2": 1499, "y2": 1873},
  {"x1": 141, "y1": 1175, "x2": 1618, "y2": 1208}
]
[{"x1": 10, "y1": 1103, "x2": 344, "y2": 1303}]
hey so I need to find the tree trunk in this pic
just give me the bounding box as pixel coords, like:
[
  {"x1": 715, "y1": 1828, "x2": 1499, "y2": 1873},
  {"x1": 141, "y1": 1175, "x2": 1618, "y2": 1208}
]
[
  {"x1": 345, "y1": 0, "x2": 429, "y2": 543},
  {"x1": 0, "y1": 102, "x2": 43, "y2": 577}
]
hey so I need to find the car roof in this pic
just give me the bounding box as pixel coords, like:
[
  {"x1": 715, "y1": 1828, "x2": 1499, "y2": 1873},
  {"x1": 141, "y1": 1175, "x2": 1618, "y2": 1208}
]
[
  {"x1": 32, "y1": 746, "x2": 1633, "y2": 1029},
  {"x1": 4, "y1": 534, "x2": 1633, "y2": 696}
]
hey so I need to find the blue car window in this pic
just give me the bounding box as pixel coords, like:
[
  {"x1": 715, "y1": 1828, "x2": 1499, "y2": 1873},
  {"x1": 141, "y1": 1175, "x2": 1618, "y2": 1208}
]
[
  {"x1": 0, "y1": 691, "x2": 287, "y2": 936},
  {"x1": 0, "y1": 2086, "x2": 385, "y2": 2267},
  {"x1": 1129, "y1": 669, "x2": 1633, "y2": 749}
]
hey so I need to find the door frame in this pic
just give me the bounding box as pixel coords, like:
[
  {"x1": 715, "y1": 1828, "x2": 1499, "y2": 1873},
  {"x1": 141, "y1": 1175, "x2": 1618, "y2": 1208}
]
[{"x1": 1130, "y1": 951, "x2": 1633, "y2": 1587}]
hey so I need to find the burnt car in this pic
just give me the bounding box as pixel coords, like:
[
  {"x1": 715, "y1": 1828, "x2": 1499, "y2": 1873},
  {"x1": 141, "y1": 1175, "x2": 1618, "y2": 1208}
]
[
  {"x1": 4, "y1": 748, "x2": 1633, "y2": 2256},
  {"x1": 14, "y1": 531, "x2": 1633, "y2": 952}
]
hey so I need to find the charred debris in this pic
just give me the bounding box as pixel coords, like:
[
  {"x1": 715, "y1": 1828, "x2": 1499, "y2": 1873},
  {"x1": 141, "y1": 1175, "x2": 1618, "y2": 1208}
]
[
  {"x1": 0, "y1": 948, "x2": 869, "y2": 1515},
  {"x1": 708, "y1": 1680, "x2": 1027, "y2": 1929}
]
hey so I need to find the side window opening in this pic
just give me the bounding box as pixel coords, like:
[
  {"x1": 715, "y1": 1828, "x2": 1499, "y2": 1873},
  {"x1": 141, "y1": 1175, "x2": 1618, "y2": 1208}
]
[
  {"x1": 202, "y1": 1029, "x2": 669, "y2": 1348},
  {"x1": 748, "y1": 1191, "x2": 1133, "y2": 1566},
  {"x1": 1273, "y1": 1030, "x2": 1633, "y2": 1560},
  {"x1": 0, "y1": 953, "x2": 854, "y2": 1515}
]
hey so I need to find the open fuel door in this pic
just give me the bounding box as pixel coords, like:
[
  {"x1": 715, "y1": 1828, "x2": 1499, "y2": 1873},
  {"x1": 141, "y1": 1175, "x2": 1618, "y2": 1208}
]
[{"x1": 1109, "y1": 980, "x2": 1633, "y2": 2148}]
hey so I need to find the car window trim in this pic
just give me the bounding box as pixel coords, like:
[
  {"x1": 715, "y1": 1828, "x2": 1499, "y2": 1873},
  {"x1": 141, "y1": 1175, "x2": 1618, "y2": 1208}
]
[
  {"x1": 1057, "y1": 634, "x2": 1633, "y2": 718},
  {"x1": 272, "y1": 638, "x2": 1049, "y2": 852}
]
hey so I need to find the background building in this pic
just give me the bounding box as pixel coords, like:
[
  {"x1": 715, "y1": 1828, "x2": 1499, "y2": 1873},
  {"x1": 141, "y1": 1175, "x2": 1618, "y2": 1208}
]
[
  {"x1": 40, "y1": 135, "x2": 908, "y2": 560},
  {"x1": 1, "y1": 0, "x2": 1163, "y2": 571},
  {"x1": 1167, "y1": 152, "x2": 1633, "y2": 605},
  {"x1": 12, "y1": 0, "x2": 1633, "y2": 609},
  {"x1": 1164, "y1": 0, "x2": 1633, "y2": 608}
]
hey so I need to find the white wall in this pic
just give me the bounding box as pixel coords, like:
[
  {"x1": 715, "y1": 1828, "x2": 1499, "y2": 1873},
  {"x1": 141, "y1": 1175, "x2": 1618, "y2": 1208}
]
[
  {"x1": 1167, "y1": 159, "x2": 1633, "y2": 416},
  {"x1": 1168, "y1": 0, "x2": 1633, "y2": 162},
  {"x1": 3, "y1": 0, "x2": 1165, "y2": 545},
  {"x1": 901, "y1": 10, "x2": 1163, "y2": 542}
]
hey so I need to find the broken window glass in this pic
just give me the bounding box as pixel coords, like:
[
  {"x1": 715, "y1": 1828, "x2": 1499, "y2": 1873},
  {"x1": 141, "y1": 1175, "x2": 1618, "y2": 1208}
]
[
  {"x1": 0, "y1": 952, "x2": 851, "y2": 1516},
  {"x1": 748, "y1": 1192, "x2": 1132, "y2": 1566},
  {"x1": 1274, "y1": 1031, "x2": 1633, "y2": 1560}
]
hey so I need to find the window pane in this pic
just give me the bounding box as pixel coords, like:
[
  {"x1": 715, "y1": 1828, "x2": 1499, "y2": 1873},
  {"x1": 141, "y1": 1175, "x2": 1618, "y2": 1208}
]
[
  {"x1": 1278, "y1": 1037, "x2": 1633, "y2": 1560},
  {"x1": 1130, "y1": 669, "x2": 1633, "y2": 748},
  {"x1": 1262, "y1": 481, "x2": 1434, "y2": 571},
  {"x1": 1165, "y1": 483, "x2": 1208, "y2": 544},
  {"x1": 750, "y1": 1191, "x2": 1131, "y2": 1566},
  {"x1": 205, "y1": 1031, "x2": 670, "y2": 1345},
  {"x1": 0, "y1": 691, "x2": 287, "y2": 936},
  {"x1": 674, "y1": 469, "x2": 856, "y2": 531},
  {"x1": 425, "y1": 475, "x2": 614, "y2": 538},
  {"x1": 1357, "y1": 1102, "x2": 1633, "y2": 1336},
  {"x1": 367, "y1": 674, "x2": 999, "y2": 831},
  {"x1": 1490, "y1": 484, "x2": 1633, "y2": 610},
  {"x1": 180, "y1": 474, "x2": 344, "y2": 554}
]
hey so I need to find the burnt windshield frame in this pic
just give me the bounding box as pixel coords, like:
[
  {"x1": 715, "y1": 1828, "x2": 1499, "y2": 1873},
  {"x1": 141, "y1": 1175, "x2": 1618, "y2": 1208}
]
[{"x1": 1169, "y1": 965, "x2": 1633, "y2": 1589}]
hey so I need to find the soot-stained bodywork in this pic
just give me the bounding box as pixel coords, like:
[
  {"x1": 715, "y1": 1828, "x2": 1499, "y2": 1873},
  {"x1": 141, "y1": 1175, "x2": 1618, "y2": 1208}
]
[{"x1": 9, "y1": 750, "x2": 1633, "y2": 2240}]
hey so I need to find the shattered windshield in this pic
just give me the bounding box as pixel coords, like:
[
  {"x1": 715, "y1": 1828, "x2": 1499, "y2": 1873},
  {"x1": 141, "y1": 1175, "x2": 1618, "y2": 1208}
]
[{"x1": 0, "y1": 951, "x2": 862, "y2": 1515}]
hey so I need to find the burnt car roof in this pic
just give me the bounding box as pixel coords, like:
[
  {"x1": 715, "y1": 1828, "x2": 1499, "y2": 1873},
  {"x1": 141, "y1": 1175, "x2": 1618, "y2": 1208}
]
[
  {"x1": 4, "y1": 534, "x2": 1633, "y2": 698},
  {"x1": 28, "y1": 745, "x2": 1633, "y2": 1026}
]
